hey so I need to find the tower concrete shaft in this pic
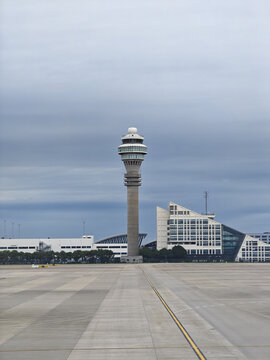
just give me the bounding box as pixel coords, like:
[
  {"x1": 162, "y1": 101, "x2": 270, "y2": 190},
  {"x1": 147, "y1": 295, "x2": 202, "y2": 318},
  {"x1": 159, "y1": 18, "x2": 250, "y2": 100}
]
[
  {"x1": 127, "y1": 185, "x2": 139, "y2": 256},
  {"x1": 118, "y1": 128, "x2": 147, "y2": 257}
]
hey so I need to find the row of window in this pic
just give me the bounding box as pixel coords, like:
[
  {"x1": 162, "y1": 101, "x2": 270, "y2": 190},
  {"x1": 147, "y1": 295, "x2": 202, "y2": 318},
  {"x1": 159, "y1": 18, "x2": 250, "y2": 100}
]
[
  {"x1": 168, "y1": 241, "x2": 196, "y2": 245},
  {"x1": 187, "y1": 249, "x2": 221, "y2": 255},
  {"x1": 169, "y1": 236, "x2": 221, "y2": 241},
  {"x1": 169, "y1": 235, "x2": 221, "y2": 239},
  {"x1": 0, "y1": 246, "x2": 36, "y2": 250},
  {"x1": 168, "y1": 219, "x2": 218, "y2": 226},
  {"x1": 242, "y1": 256, "x2": 270, "y2": 260},
  {"x1": 169, "y1": 229, "x2": 220, "y2": 235},
  {"x1": 123, "y1": 160, "x2": 142, "y2": 165},
  {"x1": 168, "y1": 225, "x2": 219, "y2": 230},
  {"x1": 242, "y1": 251, "x2": 270, "y2": 255},
  {"x1": 96, "y1": 245, "x2": 127, "y2": 249},
  {"x1": 245, "y1": 245, "x2": 270, "y2": 251},
  {"x1": 122, "y1": 138, "x2": 143, "y2": 144},
  {"x1": 121, "y1": 154, "x2": 145, "y2": 160},
  {"x1": 0, "y1": 245, "x2": 129, "y2": 251},
  {"x1": 252, "y1": 235, "x2": 270, "y2": 239},
  {"x1": 168, "y1": 219, "x2": 210, "y2": 224},
  {"x1": 168, "y1": 240, "x2": 221, "y2": 246},
  {"x1": 169, "y1": 206, "x2": 190, "y2": 215},
  {"x1": 244, "y1": 249, "x2": 270, "y2": 252},
  {"x1": 244, "y1": 244, "x2": 270, "y2": 251},
  {"x1": 169, "y1": 236, "x2": 221, "y2": 242},
  {"x1": 242, "y1": 250, "x2": 270, "y2": 255},
  {"x1": 118, "y1": 146, "x2": 147, "y2": 153},
  {"x1": 170, "y1": 210, "x2": 190, "y2": 215},
  {"x1": 61, "y1": 246, "x2": 91, "y2": 249}
]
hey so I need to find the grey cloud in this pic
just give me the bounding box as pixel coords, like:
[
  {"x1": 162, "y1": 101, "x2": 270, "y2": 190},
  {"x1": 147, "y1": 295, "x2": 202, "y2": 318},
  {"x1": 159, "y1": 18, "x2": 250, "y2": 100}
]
[{"x1": 1, "y1": 0, "x2": 270, "y2": 240}]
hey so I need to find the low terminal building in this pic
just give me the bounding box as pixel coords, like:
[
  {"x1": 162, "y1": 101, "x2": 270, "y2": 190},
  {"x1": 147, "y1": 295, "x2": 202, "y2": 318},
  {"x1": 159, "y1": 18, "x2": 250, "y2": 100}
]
[
  {"x1": 157, "y1": 202, "x2": 270, "y2": 262},
  {"x1": 0, "y1": 233, "x2": 147, "y2": 259},
  {"x1": 0, "y1": 236, "x2": 94, "y2": 253}
]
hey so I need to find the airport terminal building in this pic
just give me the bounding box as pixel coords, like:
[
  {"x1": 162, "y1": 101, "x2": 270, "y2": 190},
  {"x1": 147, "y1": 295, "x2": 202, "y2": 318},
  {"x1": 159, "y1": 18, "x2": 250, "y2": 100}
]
[
  {"x1": 0, "y1": 233, "x2": 147, "y2": 259},
  {"x1": 157, "y1": 202, "x2": 270, "y2": 262}
]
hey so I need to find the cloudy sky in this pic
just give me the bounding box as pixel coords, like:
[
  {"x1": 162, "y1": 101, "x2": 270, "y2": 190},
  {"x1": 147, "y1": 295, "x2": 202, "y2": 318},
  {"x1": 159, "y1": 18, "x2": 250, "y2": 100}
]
[{"x1": 1, "y1": 0, "x2": 269, "y2": 241}]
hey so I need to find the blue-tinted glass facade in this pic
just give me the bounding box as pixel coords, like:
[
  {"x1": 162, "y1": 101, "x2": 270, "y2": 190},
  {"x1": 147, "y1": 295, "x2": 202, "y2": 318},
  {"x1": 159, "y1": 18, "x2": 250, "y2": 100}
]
[{"x1": 222, "y1": 225, "x2": 245, "y2": 260}]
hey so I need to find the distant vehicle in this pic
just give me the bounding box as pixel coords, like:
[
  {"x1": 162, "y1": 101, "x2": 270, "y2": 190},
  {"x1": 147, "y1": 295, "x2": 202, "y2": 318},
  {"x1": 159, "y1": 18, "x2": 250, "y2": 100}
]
[{"x1": 31, "y1": 264, "x2": 49, "y2": 268}]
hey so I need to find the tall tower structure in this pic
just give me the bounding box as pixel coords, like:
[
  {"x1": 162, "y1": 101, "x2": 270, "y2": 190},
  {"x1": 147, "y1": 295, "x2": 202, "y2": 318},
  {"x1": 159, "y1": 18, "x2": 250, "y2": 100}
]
[{"x1": 118, "y1": 127, "x2": 147, "y2": 259}]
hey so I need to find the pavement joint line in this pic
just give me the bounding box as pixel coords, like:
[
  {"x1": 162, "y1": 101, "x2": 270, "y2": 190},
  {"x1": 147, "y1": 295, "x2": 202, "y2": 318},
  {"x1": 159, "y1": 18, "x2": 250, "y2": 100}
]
[
  {"x1": 2, "y1": 345, "x2": 270, "y2": 353},
  {"x1": 140, "y1": 267, "x2": 207, "y2": 360}
]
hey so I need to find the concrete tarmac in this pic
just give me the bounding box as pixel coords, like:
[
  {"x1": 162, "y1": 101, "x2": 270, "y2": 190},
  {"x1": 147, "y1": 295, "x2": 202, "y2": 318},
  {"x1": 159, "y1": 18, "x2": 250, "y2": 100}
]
[{"x1": 0, "y1": 263, "x2": 269, "y2": 359}]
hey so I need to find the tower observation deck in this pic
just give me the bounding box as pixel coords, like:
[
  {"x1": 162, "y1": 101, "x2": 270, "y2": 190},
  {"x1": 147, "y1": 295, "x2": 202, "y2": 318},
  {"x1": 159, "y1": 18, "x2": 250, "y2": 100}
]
[{"x1": 118, "y1": 128, "x2": 147, "y2": 259}]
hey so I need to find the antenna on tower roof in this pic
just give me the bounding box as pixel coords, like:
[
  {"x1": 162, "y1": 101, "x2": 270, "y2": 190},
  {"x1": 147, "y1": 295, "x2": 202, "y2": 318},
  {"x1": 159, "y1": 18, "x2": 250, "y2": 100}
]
[
  {"x1": 3, "y1": 219, "x2": 6, "y2": 239},
  {"x1": 204, "y1": 191, "x2": 209, "y2": 215},
  {"x1": 82, "y1": 221, "x2": 86, "y2": 236},
  {"x1": 11, "y1": 222, "x2": 14, "y2": 238}
]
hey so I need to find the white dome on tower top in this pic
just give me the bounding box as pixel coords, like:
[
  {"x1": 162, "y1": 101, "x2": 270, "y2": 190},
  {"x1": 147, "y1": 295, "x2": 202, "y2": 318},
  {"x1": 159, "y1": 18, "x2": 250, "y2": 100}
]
[
  {"x1": 128, "y1": 127, "x2": 137, "y2": 134},
  {"x1": 121, "y1": 127, "x2": 144, "y2": 141}
]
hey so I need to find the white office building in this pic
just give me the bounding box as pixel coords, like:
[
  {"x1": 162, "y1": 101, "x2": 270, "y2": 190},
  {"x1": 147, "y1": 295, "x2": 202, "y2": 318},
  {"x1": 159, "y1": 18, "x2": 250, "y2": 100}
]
[
  {"x1": 236, "y1": 235, "x2": 270, "y2": 262},
  {"x1": 157, "y1": 202, "x2": 270, "y2": 262}
]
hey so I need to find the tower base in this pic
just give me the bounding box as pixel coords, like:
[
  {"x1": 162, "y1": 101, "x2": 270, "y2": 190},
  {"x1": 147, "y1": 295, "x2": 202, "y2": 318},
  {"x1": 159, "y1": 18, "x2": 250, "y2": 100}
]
[{"x1": 120, "y1": 255, "x2": 143, "y2": 263}]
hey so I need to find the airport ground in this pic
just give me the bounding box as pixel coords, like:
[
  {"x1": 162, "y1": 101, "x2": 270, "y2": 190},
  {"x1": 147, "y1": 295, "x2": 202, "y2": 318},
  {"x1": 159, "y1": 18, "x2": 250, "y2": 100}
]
[{"x1": 0, "y1": 263, "x2": 269, "y2": 360}]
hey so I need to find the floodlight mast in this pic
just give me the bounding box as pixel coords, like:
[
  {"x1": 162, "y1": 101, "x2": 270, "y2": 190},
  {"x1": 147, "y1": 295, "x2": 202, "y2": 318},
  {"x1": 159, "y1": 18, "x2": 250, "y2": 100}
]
[{"x1": 118, "y1": 128, "x2": 147, "y2": 257}]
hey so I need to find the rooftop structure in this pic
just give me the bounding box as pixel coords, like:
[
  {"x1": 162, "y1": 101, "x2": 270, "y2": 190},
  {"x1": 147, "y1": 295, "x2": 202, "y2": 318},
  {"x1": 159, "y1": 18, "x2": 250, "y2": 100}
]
[
  {"x1": 95, "y1": 233, "x2": 147, "y2": 258},
  {"x1": 96, "y1": 233, "x2": 147, "y2": 245}
]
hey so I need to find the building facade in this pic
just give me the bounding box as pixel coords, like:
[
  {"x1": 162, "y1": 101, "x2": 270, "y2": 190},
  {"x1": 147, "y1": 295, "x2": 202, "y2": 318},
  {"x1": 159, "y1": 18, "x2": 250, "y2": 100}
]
[
  {"x1": 0, "y1": 236, "x2": 94, "y2": 254},
  {"x1": 157, "y1": 202, "x2": 270, "y2": 262},
  {"x1": 236, "y1": 235, "x2": 270, "y2": 262},
  {"x1": 0, "y1": 233, "x2": 147, "y2": 259},
  {"x1": 248, "y1": 232, "x2": 270, "y2": 244}
]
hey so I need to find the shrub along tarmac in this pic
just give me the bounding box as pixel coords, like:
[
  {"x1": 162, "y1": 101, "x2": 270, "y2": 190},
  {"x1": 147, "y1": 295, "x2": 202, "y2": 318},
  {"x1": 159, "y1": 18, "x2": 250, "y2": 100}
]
[{"x1": 0, "y1": 263, "x2": 269, "y2": 359}]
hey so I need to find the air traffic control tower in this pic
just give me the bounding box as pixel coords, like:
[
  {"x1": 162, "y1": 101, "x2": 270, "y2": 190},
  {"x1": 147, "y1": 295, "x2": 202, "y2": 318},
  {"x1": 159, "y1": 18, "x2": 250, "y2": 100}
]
[{"x1": 118, "y1": 128, "x2": 147, "y2": 262}]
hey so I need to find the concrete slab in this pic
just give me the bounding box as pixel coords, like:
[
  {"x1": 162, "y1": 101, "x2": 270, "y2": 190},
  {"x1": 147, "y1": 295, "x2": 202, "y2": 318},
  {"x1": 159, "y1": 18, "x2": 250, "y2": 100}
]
[{"x1": 0, "y1": 264, "x2": 269, "y2": 359}]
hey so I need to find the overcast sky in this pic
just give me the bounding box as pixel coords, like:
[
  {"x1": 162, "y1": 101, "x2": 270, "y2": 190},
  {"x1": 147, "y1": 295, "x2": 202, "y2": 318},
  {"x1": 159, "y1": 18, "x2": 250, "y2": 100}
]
[{"x1": 0, "y1": 0, "x2": 269, "y2": 241}]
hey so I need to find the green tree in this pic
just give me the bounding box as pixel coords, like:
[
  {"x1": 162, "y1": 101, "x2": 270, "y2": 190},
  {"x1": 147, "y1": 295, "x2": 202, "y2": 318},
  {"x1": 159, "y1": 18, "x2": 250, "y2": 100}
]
[
  {"x1": 0, "y1": 250, "x2": 9, "y2": 264},
  {"x1": 96, "y1": 249, "x2": 114, "y2": 263},
  {"x1": 171, "y1": 246, "x2": 187, "y2": 260},
  {"x1": 139, "y1": 247, "x2": 153, "y2": 259},
  {"x1": 157, "y1": 248, "x2": 172, "y2": 261},
  {"x1": 59, "y1": 251, "x2": 67, "y2": 263},
  {"x1": 73, "y1": 250, "x2": 82, "y2": 263},
  {"x1": 9, "y1": 250, "x2": 19, "y2": 264}
]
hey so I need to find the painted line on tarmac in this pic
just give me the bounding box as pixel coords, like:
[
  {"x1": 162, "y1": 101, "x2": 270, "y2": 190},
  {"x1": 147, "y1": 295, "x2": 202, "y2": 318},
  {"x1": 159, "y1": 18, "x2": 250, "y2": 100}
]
[
  {"x1": 1, "y1": 345, "x2": 269, "y2": 353},
  {"x1": 141, "y1": 268, "x2": 207, "y2": 360}
]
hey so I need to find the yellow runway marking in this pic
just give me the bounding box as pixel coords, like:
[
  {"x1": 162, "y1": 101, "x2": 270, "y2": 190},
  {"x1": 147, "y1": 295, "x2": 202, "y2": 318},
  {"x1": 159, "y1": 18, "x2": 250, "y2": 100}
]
[{"x1": 141, "y1": 268, "x2": 206, "y2": 360}]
